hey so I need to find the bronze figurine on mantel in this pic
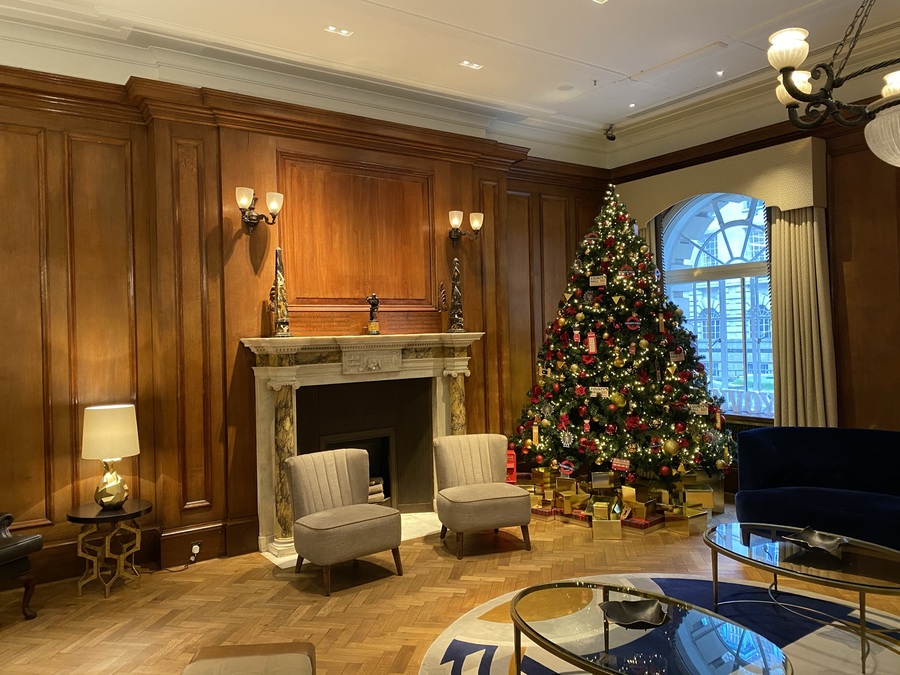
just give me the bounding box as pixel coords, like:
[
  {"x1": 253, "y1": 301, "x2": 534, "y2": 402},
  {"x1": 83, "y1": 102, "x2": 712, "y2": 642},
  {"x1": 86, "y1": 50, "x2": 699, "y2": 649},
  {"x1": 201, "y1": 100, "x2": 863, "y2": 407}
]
[
  {"x1": 448, "y1": 257, "x2": 466, "y2": 333},
  {"x1": 366, "y1": 293, "x2": 380, "y2": 335},
  {"x1": 270, "y1": 247, "x2": 291, "y2": 337}
]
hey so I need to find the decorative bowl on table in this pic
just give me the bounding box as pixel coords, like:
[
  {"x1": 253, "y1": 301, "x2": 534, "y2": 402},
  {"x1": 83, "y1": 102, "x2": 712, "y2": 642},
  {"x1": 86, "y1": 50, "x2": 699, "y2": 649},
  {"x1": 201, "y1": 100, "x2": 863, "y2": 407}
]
[
  {"x1": 783, "y1": 527, "x2": 848, "y2": 555},
  {"x1": 599, "y1": 598, "x2": 668, "y2": 629}
]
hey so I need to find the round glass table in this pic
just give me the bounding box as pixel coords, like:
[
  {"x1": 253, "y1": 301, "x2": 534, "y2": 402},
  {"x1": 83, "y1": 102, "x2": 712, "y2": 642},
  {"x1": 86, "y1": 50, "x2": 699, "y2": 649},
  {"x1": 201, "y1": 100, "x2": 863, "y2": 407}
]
[{"x1": 510, "y1": 581, "x2": 791, "y2": 674}]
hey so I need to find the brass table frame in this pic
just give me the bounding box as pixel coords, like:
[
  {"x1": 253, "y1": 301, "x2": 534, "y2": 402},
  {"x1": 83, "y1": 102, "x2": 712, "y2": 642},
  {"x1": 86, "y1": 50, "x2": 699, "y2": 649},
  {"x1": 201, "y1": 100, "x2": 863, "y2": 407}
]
[
  {"x1": 67, "y1": 499, "x2": 152, "y2": 598},
  {"x1": 705, "y1": 522, "x2": 900, "y2": 675}
]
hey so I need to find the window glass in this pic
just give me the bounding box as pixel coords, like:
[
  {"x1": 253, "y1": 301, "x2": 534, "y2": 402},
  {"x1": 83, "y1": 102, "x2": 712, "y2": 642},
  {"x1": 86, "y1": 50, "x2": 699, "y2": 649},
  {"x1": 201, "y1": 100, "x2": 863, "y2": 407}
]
[{"x1": 661, "y1": 193, "x2": 773, "y2": 418}]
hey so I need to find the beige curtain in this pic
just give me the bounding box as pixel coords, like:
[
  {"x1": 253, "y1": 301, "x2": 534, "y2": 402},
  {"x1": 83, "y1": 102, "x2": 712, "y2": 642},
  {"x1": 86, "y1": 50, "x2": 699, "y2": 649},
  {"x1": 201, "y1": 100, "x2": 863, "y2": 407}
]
[{"x1": 769, "y1": 206, "x2": 838, "y2": 426}]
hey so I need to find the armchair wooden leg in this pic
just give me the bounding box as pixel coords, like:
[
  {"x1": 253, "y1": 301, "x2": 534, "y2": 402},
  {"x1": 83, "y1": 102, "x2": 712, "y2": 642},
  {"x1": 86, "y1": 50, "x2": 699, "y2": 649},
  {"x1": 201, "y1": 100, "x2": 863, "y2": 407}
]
[
  {"x1": 521, "y1": 525, "x2": 532, "y2": 551},
  {"x1": 440, "y1": 524, "x2": 447, "y2": 540},
  {"x1": 19, "y1": 571, "x2": 36, "y2": 620},
  {"x1": 392, "y1": 547, "x2": 403, "y2": 576},
  {"x1": 456, "y1": 532, "x2": 464, "y2": 560},
  {"x1": 323, "y1": 566, "x2": 332, "y2": 596},
  {"x1": 295, "y1": 556, "x2": 304, "y2": 574}
]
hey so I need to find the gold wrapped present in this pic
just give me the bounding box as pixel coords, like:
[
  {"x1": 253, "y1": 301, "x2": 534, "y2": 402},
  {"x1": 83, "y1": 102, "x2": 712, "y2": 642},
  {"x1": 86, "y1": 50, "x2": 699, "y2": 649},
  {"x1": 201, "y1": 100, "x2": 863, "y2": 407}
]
[
  {"x1": 592, "y1": 517, "x2": 622, "y2": 540},
  {"x1": 591, "y1": 498, "x2": 618, "y2": 520},
  {"x1": 649, "y1": 488, "x2": 671, "y2": 506},
  {"x1": 621, "y1": 484, "x2": 650, "y2": 503},
  {"x1": 623, "y1": 498, "x2": 656, "y2": 520},
  {"x1": 591, "y1": 471, "x2": 615, "y2": 488},
  {"x1": 532, "y1": 467, "x2": 552, "y2": 487},
  {"x1": 682, "y1": 484, "x2": 715, "y2": 510},
  {"x1": 664, "y1": 506, "x2": 709, "y2": 536},
  {"x1": 529, "y1": 493, "x2": 542, "y2": 507},
  {"x1": 556, "y1": 477, "x2": 577, "y2": 494}
]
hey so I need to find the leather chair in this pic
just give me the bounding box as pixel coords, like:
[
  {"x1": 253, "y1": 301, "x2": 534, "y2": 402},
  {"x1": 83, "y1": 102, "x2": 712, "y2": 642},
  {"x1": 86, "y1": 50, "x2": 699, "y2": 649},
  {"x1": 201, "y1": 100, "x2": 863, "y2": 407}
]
[
  {"x1": 433, "y1": 434, "x2": 531, "y2": 559},
  {"x1": 0, "y1": 512, "x2": 43, "y2": 620},
  {"x1": 285, "y1": 448, "x2": 402, "y2": 596}
]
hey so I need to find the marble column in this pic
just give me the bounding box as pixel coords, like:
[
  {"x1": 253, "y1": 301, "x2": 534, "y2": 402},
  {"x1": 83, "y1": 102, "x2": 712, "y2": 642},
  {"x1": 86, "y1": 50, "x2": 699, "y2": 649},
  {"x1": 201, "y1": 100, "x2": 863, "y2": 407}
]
[
  {"x1": 272, "y1": 383, "x2": 298, "y2": 544},
  {"x1": 444, "y1": 348, "x2": 471, "y2": 435}
]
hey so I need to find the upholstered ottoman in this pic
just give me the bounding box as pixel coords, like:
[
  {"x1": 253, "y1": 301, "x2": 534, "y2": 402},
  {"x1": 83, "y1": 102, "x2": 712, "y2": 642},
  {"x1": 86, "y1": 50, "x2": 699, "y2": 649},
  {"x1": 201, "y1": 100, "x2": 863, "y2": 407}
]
[{"x1": 182, "y1": 641, "x2": 315, "y2": 674}]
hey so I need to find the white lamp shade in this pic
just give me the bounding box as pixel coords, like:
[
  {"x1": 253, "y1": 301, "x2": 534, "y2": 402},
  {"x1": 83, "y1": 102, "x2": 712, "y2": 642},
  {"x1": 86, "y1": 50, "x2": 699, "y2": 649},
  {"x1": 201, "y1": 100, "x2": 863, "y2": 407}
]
[
  {"x1": 235, "y1": 187, "x2": 255, "y2": 209},
  {"x1": 449, "y1": 210, "x2": 463, "y2": 229},
  {"x1": 469, "y1": 212, "x2": 484, "y2": 231},
  {"x1": 266, "y1": 192, "x2": 284, "y2": 215},
  {"x1": 775, "y1": 71, "x2": 812, "y2": 106},
  {"x1": 882, "y1": 71, "x2": 900, "y2": 98},
  {"x1": 767, "y1": 28, "x2": 809, "y2": 71},
  {"x1": 82, "y1": 404, "x2": 140, "y2": 460},
  {"x1": 865, "y1": 107, "x2": 900, "y2": 168}
]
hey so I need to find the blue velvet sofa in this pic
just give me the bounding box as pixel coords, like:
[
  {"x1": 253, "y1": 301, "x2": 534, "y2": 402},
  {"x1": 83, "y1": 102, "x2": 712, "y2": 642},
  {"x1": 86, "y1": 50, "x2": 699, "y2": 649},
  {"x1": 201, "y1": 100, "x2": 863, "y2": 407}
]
[{"x1": 734, "y1": 426, "x2": 900, "y2": 551}]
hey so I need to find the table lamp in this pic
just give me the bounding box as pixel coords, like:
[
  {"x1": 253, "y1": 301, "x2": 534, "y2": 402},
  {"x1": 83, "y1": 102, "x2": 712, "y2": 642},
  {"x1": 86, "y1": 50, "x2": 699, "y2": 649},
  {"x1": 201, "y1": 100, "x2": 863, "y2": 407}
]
[{"x1": 81, "y1": 404, "x2": 140, "y2": 510}]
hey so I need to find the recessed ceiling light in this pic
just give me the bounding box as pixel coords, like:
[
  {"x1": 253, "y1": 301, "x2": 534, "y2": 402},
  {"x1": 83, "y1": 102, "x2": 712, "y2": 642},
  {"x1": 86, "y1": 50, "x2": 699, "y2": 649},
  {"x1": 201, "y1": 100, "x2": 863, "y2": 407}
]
[
  {"x1": 325, "y1": 25, "x2": 353, "y2": 37},
  {"x1": 459, "y1": 60, "x2": 483, "y2": 70},
  {"x1": 716, "y1": 70, "x2": 724, "y2": 77},
  {"x1": 629, "y1": 103, "x2": 636, "y2": 108},
  {"x1": 592, "y1": 0, "x2": 609, "y2": 4}
]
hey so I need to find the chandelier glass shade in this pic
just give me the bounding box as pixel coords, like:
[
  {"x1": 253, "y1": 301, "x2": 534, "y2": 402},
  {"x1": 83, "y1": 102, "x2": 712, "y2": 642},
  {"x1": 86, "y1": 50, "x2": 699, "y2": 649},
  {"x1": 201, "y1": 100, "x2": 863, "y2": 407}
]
[{"x1": 767, "y1": 0, "x2": 900, "y2": 167}]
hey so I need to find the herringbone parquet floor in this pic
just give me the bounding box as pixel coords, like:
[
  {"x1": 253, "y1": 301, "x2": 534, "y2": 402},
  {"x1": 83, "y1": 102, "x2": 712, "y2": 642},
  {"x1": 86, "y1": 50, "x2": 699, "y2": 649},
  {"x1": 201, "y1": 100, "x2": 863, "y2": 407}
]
[{"x1": 1, "y1": 507, "x2": 897, "y2": 674}]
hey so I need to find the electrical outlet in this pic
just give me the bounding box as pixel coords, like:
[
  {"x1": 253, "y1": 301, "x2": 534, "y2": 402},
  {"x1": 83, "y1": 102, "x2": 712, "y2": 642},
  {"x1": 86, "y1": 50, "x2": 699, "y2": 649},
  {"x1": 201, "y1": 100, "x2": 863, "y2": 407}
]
[{"x1": 189, "y1": 541, "x2": 202, "y2": 563}]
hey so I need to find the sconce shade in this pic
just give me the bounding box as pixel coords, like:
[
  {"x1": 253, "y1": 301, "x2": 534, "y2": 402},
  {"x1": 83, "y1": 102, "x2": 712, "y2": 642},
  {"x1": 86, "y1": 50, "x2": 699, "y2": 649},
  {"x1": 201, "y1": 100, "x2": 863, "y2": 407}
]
[
  {"x1": 449, "y1": 210, "x2": 463, "y2": 229},
  {"x1": 266, "y1": 192, "x2": 284, "y2": 215},
  {"x1": 82, "y1": 404, "x2": 140, "y2": 460},
  {"x1": 469, "y1": 213, "x2": 484, "y2": 231},
  {"x1": 767, "y1": 28, "x2": 809, "y2": 70},
  {"x1": 235, "y1": 187, "x2": 255, "y2": 209}
]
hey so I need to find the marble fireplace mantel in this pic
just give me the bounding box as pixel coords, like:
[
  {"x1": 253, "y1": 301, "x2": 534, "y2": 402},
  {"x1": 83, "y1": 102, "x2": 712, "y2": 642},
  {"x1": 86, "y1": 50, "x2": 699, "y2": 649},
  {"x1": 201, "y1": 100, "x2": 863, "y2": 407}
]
[{"x1": 242, "y1": 332, "x2": 483, "y2": 556}]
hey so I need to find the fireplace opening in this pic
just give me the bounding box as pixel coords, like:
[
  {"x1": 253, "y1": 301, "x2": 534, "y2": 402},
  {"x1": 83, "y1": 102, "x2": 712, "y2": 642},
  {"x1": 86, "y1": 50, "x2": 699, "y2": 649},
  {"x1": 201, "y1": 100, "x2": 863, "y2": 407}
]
[
  {"x1": 296, "y1": 378, "x2": 433, "y2": 512},
  {"x1": 321, "y1": 428, "x2": 395, "y2": 507}
]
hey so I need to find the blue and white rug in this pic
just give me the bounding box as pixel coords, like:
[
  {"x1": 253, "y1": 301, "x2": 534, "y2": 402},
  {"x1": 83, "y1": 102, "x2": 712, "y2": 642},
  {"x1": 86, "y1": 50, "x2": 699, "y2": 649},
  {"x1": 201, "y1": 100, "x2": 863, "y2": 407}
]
[{"x1": 420, "y1": 573, "x2": 900, "y2": 674}]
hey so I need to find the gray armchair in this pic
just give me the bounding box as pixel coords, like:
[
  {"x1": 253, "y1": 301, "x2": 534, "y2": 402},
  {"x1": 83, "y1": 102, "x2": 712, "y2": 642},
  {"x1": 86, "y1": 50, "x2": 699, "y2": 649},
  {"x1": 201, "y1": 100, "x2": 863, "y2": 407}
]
[
  {"x1": 433, "y1": 434, "x2": 531, "y2": 559},
  {"x1": 0, "y1": 512, "x2": 43, "y2": 619},
  {"x1": 285, "y1": 448, "x2": 402, "y2": 596}
]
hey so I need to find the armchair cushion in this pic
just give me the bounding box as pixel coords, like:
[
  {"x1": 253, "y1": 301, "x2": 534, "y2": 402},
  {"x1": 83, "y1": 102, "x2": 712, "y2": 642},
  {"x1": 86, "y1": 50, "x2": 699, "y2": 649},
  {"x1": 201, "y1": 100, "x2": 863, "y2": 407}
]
[
  {"x1": 294, "y1": 503, "x2": 400, "y2": 567},
  {"x1": 436, "y1": 482, "x2": 531, "y2": 533}
]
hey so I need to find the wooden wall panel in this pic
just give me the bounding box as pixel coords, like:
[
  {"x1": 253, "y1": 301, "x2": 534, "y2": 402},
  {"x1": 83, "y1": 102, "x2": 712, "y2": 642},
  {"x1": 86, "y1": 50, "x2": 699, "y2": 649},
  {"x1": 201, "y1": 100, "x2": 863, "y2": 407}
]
[
  {"x1": 827, "y1": 137, "x2": 900, "y2": 430},
  {"x1": 539, "y1": 196, "x2": 570, "y2": 331},
  {"x1": 0, "y1": 125, "x2": 50, "y2": 525},
  {"x1": 68, "y1": 133, "x2": 140, "y2": 505},
  {"x1": 504, "y1": 193, "x2": 536, "y2": 423}
]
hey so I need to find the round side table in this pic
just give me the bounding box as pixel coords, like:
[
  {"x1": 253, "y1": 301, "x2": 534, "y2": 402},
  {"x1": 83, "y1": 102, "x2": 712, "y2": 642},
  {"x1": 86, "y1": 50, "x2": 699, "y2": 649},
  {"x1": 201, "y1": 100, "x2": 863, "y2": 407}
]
[{"x1": 66, "y1": 498, "x2": 152, "y2": 597}]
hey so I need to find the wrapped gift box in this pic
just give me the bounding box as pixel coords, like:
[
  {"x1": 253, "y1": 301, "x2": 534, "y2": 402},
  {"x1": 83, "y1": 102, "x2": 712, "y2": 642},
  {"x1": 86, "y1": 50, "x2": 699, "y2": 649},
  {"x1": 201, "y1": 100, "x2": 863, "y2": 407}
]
[
  {"x1": 590, "y1": 497, "x2": 619, "y2": 520},
  {"x1": 554, "y1": 490, "x2": 589, "y2": 514},
  {"x1": 623, "y1": 498, "x2": 657, "y2": 520},
  {"x1": 530, "y1": 506, "x2": 555, "y2": 521},
  {"x1": 591, "y1": 471, "x2": 615, "y2": 488},
  {"x1": 556, "y1": 477, "x2": 578, "y2": 494},
  {"x1": 621, "y1": 513, "x2": 665, "y2": 534},
  {"x1": 558, "y1": 510, "x2": 592, "y2": 528},
  {"x1": 682, "y1": 484, "x2": 715, "y2": 510},
  {"x1": 592, "y1": 517, "x2": 622, "y2": 540},
  {"x1": 621, "y1": 484, "x2": 651, "y2": 502},
  {"x1": 679, "y1": 471, "x2": 724, "y2": 513},
  {"x1": 649, "y1": 488, "x2": 671, "y2": 506},
  {"x1": 664, "y1": 506, "x2": 709, "y2": 536}
]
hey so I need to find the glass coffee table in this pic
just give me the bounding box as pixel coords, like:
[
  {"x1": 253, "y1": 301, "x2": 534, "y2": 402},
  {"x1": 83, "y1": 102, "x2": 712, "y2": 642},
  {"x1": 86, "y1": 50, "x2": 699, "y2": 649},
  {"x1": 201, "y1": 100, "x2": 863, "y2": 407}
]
[
  {"x1": 705, "y1": 522, "x2": 900, "y2": 674},
  {"x1": 510, "y1": 581, "x2": 791, "y2": 674}
]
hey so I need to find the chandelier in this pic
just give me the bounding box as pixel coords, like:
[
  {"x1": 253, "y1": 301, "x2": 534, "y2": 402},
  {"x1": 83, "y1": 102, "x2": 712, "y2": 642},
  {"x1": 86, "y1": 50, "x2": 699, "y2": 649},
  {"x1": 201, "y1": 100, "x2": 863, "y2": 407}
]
[{"x1": 767, "y1": 0, "x2": 900, "y2": 166}]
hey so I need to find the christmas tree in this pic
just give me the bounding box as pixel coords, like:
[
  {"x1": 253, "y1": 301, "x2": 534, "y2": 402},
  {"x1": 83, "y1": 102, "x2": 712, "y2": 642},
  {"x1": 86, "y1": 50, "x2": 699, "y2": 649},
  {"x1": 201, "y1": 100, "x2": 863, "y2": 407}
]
[{"x1": 510, "y1": 185, "x2": 733, "y2": 488}]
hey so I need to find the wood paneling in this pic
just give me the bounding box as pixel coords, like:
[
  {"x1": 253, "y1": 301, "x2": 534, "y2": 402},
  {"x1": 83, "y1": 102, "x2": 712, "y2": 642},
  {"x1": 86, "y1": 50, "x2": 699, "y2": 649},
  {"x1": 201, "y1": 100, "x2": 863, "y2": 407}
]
[{"x1": 827, "y1": 133, "x2": 900, "y2": 430}]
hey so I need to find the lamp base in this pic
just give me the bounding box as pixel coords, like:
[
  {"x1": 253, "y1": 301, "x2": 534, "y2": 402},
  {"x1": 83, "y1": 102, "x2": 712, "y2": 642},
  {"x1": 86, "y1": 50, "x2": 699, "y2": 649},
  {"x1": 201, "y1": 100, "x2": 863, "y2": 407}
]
[{"x1": 94, "y1": 460, "x2": 129, "y2": 510}]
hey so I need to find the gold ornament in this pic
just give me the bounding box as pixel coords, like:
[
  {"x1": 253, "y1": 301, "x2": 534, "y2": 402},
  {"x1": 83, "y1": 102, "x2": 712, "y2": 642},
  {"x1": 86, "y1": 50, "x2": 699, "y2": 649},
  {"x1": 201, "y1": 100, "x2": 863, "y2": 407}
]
[
  {"x1": 640, "y1": 245, "x2": 649, "y2": 253},
  {"x1": 715, "y1": 459, "x2": 726, "y2": 470},
  {"x1": 558, "y1": 317, "x2": 567, "y2": 326},
  {"x1": 639, "y1": 339, "x2": 649, "y2": 349},
  {"x1": 613, "y1": 357, "x2": 626, "y2": 368},
  {"x1": 557, "y1": 360, "x2": 565, "y2": 369},
  {"x1": 541, "y1": 418, "x2": 551, "y2": 428},
  {"x1": 595, "y1": 456, "x2": 604, "y2": 465},
  {"x1": 674, "y1": 308, "x2": 683, "y2": 317},
  {"x1": 663, "y1": 439, "x2": 679, "y2": 456},
  {"x1": 524, "y1": 439, "x2": 533, "y2": 448},
  {"x1": 576, "y1": 312, "x2": 585, "y2": 322},
  {"x1": 570, "y1": 364, "x2": 580, "y2": 373},
  {"x1": 610, "y1": 392, "x2": 626, "y2": 406},
  {"x1": 602, "y1": 333, "x2": 610, "y2": 340},
  {"x1": 724, "y1": 448, "x2": 732, "y2": 463},
  {"x1": 550, "y1": 459, "x2": 559, "y2": 470}
]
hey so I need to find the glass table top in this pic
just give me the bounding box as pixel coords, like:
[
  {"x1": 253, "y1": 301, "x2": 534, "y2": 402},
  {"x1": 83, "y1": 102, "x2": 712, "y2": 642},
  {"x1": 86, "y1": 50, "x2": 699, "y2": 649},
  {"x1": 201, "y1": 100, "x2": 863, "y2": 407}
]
[
  {"x1": 705, "y1": 523, "x2": 900, "y2": 593},
  {"x1": 510, "y1": 581, "x2": 791, "y2": 674}
]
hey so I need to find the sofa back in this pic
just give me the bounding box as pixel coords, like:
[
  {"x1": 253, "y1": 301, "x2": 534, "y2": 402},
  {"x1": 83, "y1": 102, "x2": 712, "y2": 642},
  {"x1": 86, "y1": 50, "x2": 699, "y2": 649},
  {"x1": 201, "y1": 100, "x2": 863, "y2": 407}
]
[{"x1": 737, "y1": 427, "x2": 900, "y2": 497}]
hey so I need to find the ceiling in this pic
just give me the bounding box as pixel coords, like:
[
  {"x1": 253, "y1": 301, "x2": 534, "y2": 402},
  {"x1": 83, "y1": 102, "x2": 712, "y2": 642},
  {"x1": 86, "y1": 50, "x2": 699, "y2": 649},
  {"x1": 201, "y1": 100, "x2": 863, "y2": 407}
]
[{"x1": 0, "y1": 0, "x2": 898, "y2": 167}]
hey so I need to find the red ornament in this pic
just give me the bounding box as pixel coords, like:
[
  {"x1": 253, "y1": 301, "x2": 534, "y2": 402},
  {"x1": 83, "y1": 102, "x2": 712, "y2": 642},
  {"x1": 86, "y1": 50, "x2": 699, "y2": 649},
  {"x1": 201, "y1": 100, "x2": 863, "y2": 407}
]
[
  {"x1": 626, "y1": 472, "x2": 636, "y2": 483},
  {"x1": 517, "y1": 425, "x2": 524, "y2": 435},
  {"x1": 508, "y1": 442, "x2": 516, "y2": 451},
  {"x1": 578, "y1": 405, "x2": 588, "y2": 417},
  {"x1": 605, "y1": 236, "x2": 616, "y2": 247},
  {"x1": 659, "y1": 465, "x2": 672, "y2": 477},
  {"x1": 637, "y1": 262, "x2": 646, "y2": 271},
  {"x1": 579, "y1": 371, "x2": 587, "y2": 379},
  {"x1": 607, "y1": 403, "x2": 618, "y2": 412},
  {"x1": 663, "y1": 384, "x2": 673, "y2": 393},
  {"x1": 552, "y1": 383, "x2": 561, "y2": 393},
  {"x1": 575, "y1": 289, "x2": 583, "y2": 298},
  {"x1": 535, "y1": 454, "x2": 544, "y2": 464},
  {"x1": 605, "y1": 423, "x2": 617, "y2": 435},
  {"x1": 674, "y1": 422, "x2": 686, "y2": 433},
  {"x1": 678, "y1": 437, "x2": 690, "y2": 448},
  {"x1": 693, "y1": 453, "x2": 703, "y2": 464}
]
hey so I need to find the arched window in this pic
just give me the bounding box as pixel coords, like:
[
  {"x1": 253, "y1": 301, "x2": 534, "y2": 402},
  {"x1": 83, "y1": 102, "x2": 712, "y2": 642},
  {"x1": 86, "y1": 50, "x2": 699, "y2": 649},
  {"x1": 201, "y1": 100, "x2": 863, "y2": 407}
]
[{"x1": 659, "y1": 193, "x2": 773, "y2": 418}]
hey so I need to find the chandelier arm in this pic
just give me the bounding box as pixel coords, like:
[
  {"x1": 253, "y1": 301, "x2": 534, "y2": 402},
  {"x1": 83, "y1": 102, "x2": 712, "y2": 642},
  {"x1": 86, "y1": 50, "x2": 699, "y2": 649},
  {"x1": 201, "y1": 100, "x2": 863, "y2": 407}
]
[
  {"x1": 834, "y1": 57, "x2": 900, "y2": 87},
  {"x1": 828, "y1": 102, "x2": 871, "y2": 127},
  {"x1": 780, "y1": 64, "x2": 835, "y2": 104},
  {"x1": 787, "y1": 105, "x2": 828, "y2": 130}
]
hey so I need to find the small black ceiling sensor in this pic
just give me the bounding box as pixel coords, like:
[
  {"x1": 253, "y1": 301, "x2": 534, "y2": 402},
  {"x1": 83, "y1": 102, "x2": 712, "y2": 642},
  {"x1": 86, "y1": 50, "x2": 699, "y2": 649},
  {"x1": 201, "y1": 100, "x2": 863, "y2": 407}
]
[{"x1": 605, "y1": 125, "x2": 616, "y2": 141}]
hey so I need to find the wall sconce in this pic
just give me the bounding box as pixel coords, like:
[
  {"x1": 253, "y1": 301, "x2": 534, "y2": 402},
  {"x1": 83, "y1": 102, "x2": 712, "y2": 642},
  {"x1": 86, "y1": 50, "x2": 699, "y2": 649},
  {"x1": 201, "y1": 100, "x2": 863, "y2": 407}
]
[
  {"x1": 448, "y1": 210, "x2": 484, "y2": 245},
  {"x1": 82, "y1": 404, "x2": 140, "y2": 510},
  {"x1": 236, "y1": 187, "x2": 284, "y2": 234}
]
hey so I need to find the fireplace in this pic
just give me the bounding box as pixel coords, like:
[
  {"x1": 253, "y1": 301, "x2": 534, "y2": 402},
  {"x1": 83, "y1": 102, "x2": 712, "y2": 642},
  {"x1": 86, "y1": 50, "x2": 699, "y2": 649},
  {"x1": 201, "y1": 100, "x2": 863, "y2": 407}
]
[{"x1": 242, "y1": 332, "x2": 482, "y2": 556}]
